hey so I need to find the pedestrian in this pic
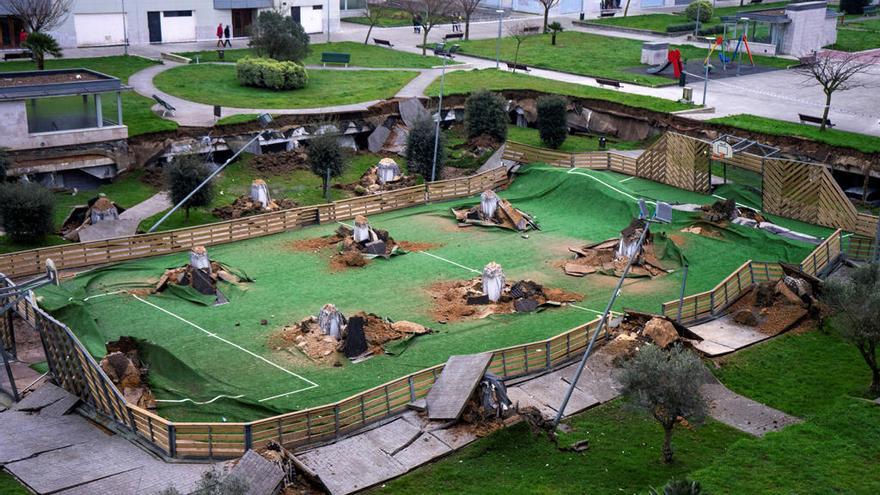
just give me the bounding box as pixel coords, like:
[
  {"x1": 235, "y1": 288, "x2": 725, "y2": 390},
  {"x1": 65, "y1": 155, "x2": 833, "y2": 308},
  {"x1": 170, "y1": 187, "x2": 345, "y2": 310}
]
[
  {"x1": 18, "y1": 29, "x2": 27, "y2": 46},
  {"x1": 223, "y1": 24, "x2": 231, "y2": 47},
  {"x1": 413, "y1": 15, "x2": 421, "y2": 34},
  {"x1": 452, "y1": 13, "x2": 461, "y2": 32},
  {"x1": 216, "y1": 23, "x2": 223, "y2": 47}
]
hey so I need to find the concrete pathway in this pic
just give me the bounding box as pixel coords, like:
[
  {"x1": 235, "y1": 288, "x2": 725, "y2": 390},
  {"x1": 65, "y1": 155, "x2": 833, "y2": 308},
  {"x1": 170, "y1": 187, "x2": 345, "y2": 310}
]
[
  {"x1": 74, "y1": 192, "x2": 173, "y2": 242},
  {"x1": 119, "y1": 192, "x2": 173, "y2": 222},
  {"x1": 690, "y1": 315, "x2": 776, "y2": 357}
]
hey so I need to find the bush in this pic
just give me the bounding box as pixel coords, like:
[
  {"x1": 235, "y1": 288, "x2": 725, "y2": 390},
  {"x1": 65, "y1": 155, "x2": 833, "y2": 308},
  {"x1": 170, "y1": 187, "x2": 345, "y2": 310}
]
[
  {"x1": 536, "y1": 95, "x2": 568, "y2": 149},
  {"x1": 164, "y1": 154, "x2": 215, "y2": 220},
  {"x1": 464, "y1": 89, "x2": 508, "y2": 142},
  {"x1": 840, "y1": 0, "x2": 869, "y2": 14},
  {"x1": 0, "y1": 148, "x2": 11, "y2": 182},
  {"x1": 236, "y1": 57, "x2": 308, "y2": 90},
  {"x1": 0, "y1": 182, "x2": 55, "y2": 242},
  {"x1": 684, "y1": 0, "x2": 713, "y2": 23},
  {"x1": 249, "y1": 11, "x2": 310, "y2": 62},
  {"x1": 406, "y1": 117, "x2": 445, "y2": 181},
  {"x1": 698, "y1": 24, "x2": 725, "y2": 35},
  {"x1": 665, "y1": 22, "x2": 696, "y2": 33},
  {"x1": 307, "y1": 129, "x2": 347, "y2": 200}
]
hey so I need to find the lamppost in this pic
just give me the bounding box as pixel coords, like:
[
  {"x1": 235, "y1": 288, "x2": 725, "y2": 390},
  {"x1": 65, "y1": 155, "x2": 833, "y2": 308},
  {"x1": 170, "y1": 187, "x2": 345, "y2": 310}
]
[
  {"x1": 121, "y1": 0, "x2": 128, "y2": 56},
  {"x1": 326, "y1": 0, "x2": 331, "y2": 43},
  {"x1": 430, "y1": 53, "x2": 450, "y2": 182},
  {"x1": 495, "y1": 9, "x2": 505, "y2": 69}
]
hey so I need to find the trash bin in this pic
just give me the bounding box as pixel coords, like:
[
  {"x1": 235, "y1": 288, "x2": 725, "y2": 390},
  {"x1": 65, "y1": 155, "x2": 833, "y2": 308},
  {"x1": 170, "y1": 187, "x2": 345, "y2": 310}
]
[{"x1": 682, "y1": 87, "x2": 693, "y2": 103}]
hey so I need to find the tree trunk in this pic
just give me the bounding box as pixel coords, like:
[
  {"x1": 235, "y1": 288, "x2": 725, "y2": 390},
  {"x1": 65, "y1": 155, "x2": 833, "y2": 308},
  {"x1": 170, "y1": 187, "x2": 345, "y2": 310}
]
[
  {"x1": 552, "y1": 33, "x2": 557, "y2": 45},
  {"x1": 662, "y1": 425, "x2": 674, "y2": 463},
  {"x1": 365, "y1": 23, "x2": 374, "y2": 45},
  {"x1": 871, "y1": 367, "x2": 880, "y2": 397},
  {"x1": 465, "y1": 14, "x2": 471, "y2": 40},
  {"x1": 36, "y1": 53, "x2": 44, "y2": 70},
  {"x1": 185, "y1": 206, "x2": 190, "y2": 221},
  {"x1": 821, "y1": 91, "x2": 832, "y2": 132},
  {"x1": 422, "y1": 28, "x2": 429, "y2": 56},
  {"x1": 543, "y1": 8, "x2": 550, "y2": 32},
  {"x1": 323, "y1": 176, "x2": 330, "y2": 201},
  {"x1": 513, "y1": 43, "x2": 521, "y2": 74}
]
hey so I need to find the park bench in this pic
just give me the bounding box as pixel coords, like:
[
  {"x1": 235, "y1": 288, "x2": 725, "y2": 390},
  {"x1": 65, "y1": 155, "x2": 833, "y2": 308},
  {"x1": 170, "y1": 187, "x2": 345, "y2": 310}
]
[
  {"x1": 321, "y1": 52, "x2": 351, "y2": 67},
  {"x1": 3, "y1": 50, "x2": 32, "y2": 61},
  {"x1": 522, "y1": 25, "x2": 541, "y2": 34},
  {"x1": 373, "y1": 38, "x2": 394, "y2": 47},
  {"x1": 434, "y1": 43, "x2": 460, "y2": 58},
  {"x1": 506, "y1": 61, "x2": 530, "y2": 72},
  {"x1": 864, "y1": 5, "x2": 877, "y2": 16},
  {"x1": 798, "y1": 113, "x2": 835, "y2": 128},
  {"x1": 595, "y1": 77, "x2": 622, "y2": 88},
  {"x1": 444, "y1": 32, "x2": 464, "y2": 41},
  {"x1": 599, "y1": 10, "x2": 617, "y2": 17},
  {"x1": 152, "y1": 94, "x2": 177, "y2": 117}
]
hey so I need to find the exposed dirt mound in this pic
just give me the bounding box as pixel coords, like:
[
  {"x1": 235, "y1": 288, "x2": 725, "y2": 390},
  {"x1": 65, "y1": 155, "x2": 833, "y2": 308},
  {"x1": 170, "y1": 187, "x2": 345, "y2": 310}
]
[
  {"x1": 452, "y1": 192, "x2": 538, "y2": 232},
  {"x1": 288, "y1": 234, "x2": 343, "y2": 253},
  {"x1": 342, "y1": 158, "x2": 418, "y2": 196},
  {"x1": 702, "y1": 198, "x2": 766, "y2": 224},
  {"x1": 99, "y1": 337, "x2": 155, "y2": 409},
  {"x1": 726, "y1": 281, "x2": 810, "y2": 336},
  {"x1": 601, "y1": 311, "x2": 702, "y2": 365},
  {"x1": 564, "y1": 234, "x2": 666, "y2": 279},
  {"x1": 250, "y1": 149, "x2": 308, "y2": 175},
  {"x1": 397, "y1": 240, "x2": 441, "y2": 252},
  {"x1": 428, "y1": 277, "x2": 582, "y2": 323},
  {"x1": 213, "y1": 195, "x2": 298, "y2": 220}
]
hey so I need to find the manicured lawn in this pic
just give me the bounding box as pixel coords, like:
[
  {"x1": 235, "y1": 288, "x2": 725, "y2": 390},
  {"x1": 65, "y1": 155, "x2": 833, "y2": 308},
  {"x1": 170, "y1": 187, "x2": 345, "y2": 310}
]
[
  {"x1": 708, "y1": 114, "x2": 880, "y2": 154},
  {"x1": 178, "y1": 42, "x2": 452, "y2": 68},
  {"x1": 0, "y1": 472, "x2": 29, "y2": 495},
  {"x1": 453, "y1": 32, "x2": 789, "y2": 87},
  {"x1": 506, "y1": 126, "x2": 645, "y2": 152},
  {"x1": 343, "y1": 7, "x2": 447, "y2": 27},
  {"x1": 590, "y1": 2, "x2": 791, "y2": 34},
  {"x1": 427, "y1": 69, "x2": 693, "y2": 113},
  {"x1": 153, "y1": 64, "x2": 417, "y2": 109},
  {"x1": 0, "y1": 56, "x2": 177, "y2": 137},
  {"x1": 831, "y1": 19, "x2": 880, "y2": 52}
]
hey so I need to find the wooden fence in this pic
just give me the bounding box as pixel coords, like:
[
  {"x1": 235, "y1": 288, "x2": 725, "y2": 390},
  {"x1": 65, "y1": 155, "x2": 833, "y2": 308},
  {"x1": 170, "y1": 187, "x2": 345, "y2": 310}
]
[
  {"x1": 842, "y1": 234, "x2": 875, "y2": 261},
  {"x1": 0, "y1": 167, "x2": 508, "y2": 279}
]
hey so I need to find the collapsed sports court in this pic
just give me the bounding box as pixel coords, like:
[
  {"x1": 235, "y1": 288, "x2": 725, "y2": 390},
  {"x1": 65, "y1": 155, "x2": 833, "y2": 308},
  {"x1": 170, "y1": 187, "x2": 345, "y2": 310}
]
[{"x1": 0, "y1": 132, "x2": 872, "y2": 493}]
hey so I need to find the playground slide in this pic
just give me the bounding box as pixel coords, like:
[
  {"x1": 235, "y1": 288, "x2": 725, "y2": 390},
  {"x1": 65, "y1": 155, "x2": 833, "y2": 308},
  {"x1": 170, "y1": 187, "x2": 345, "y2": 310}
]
[{"x1": 646, "y1": 61, "x2": 672, "y2": 74}]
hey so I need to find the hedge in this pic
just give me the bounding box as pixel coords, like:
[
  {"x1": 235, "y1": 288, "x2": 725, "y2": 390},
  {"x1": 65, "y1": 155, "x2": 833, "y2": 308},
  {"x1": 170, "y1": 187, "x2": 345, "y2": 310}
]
[{"x1": 236, "y1": 57, "x2": 308, "y2": 90}]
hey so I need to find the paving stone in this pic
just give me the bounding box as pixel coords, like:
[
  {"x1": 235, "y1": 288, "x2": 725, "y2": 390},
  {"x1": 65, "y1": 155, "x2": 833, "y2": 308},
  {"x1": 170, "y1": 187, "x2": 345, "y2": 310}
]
[
  {"x1": 0, "y1": 411, "x2": 106, "y2": 464},
  {"x1": 429, "y1": 426, "x2": 478, "y2": 450},
  {"x1": 701, "y1": 382, "x2": 801, "y2": 436},
  {"x1": 11, "y1": 383, "x2": 69, "y2": 412},
  {"x1": 393, "y1": 432, "x2": 451, "y2": 469},
  {"x1": 517, "y1": 372, "x2": 598, "y2": 418},
  {"x1": 296, "y1": 435, "x2": 405, "y2": 495},
  {"x1": 364, "y1": 418, "x2": 421, "y2": 455},
  {"x1": 689, "y1": 316, "x2": 770, "y2": 352},
  {"x1": 226, "y1": 450, "x2": 284, "y2": 495}
]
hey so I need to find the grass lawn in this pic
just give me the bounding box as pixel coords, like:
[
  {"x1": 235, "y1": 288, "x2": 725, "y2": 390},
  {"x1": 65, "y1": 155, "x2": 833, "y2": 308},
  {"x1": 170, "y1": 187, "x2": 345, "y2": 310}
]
[
  {"x1": 708, "y1": 114, "x2": 880, "y2": 154},
  {"x1": 0, "y1": 472, "x2": 29, "y2": 495},
  {"x1": 831, "y1": 19, "x2": 880, "y2": 52},
  {"x1": 506, "y1": 126, "x2": 645, "y2": 152},
  {"x1": 177, "y1": 41, "x2": 452, "y2": 68},
  {"x1": 153, "y1": 64, "x2": 417, "y2": 109},
  {"x1": 0, "y1": 56, "x2": 176, "y2": 137},
  {"x1": 427, "y1": 69, "x2": 693, "y2": 113},
  {"x1": 453, "y1": 32, "x2": 790, "y2": 87},
  {"x1": 343, "y1": 7, "x2": 447, "y2": 27},
  {"x1": 590, "y1": 1, "x2": 791, "y2": 34}
]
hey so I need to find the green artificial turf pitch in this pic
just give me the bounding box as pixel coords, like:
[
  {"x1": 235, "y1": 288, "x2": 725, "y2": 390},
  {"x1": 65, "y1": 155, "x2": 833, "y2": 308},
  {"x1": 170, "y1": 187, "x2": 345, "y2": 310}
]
[{"x1": 38, "y1": 165, "x2": 831, "y2": 422}]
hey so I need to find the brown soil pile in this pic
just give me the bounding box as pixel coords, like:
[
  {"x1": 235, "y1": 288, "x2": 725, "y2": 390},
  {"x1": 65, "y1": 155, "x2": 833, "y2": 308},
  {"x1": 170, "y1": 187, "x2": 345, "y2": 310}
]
[
  {"x1": 702, "y1": 198, "x2": 765, "y2": 223},
  {"x1": 213, "y1": 195, "x2": 298, "y2": 220},
  {"x1": 468, "y1": 134, "x2": 501, "y2": 154},
  {"x1": 452, "y1": 198, "x2": 538, "y2": 232},
  {"x1": 99, "y1": 337, "x2": 155, "y2": 409},
  {"x1": 155, "y1": 260, "x2": 244, "y2": 296},
  {"x1": 140, "y1": 167, "x2": 165, "y2": 188},
  {"x1": 273, "y1": 312, "x2": 430, "y2": 363},
  {"x1": 428, "y1": 278, "x2": 582, "y2": 324},
  {"x1": 679, "y1": 225, "x2": 724, "y2": 238},
  {"x1": 564, "y1": 239, "x2": 666, "y2": 278},
  {"x1": 726, "y1": 281, "x2": 810, "y2": 336},
  {"x1": 343, "y1": 164, "x2": 417, "y2": 196},
  {"x1": 601, "y1": 311, "x2": 702, "y2": 365},
  {"x1": 330, "y1": 250, "x2": 369, "y2": 271},
  {"x1": 458, "y1": 399, "x2": 507, "y2": 437},
  {"x1": 250, "y1": 149, "x2": 308, "y2": 175},
  {"x1": 288, "y1": 234, "x2": 343, "y2": 253},
  {"x1": 397, "y1": 240, "x2": 441, "y2": 252}
]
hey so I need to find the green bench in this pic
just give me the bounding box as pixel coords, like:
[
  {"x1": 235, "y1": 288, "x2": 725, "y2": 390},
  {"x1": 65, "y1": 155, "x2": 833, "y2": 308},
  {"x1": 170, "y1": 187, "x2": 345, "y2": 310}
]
[{"x1": 321, "y1": 52, "x2": 351, "y2": 67}]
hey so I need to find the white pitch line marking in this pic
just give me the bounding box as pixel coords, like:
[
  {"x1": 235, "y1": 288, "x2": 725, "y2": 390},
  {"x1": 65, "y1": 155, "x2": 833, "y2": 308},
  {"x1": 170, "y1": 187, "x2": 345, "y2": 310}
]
[
  {"x1": 131, "y1": 295, "x2": 319, "y2": 403},
  {"x1": 567, "y1": 168, "x2": 655, "y2": 205},
  {"x1": 154, "y1": 394, "x2": 245, "y2": 405},
  {"x1": 619, "y1": 177, "x2": 636, "y2": 183},
  {"x1": 417, "y1": 250, "x2": 481, "y2": 274}
]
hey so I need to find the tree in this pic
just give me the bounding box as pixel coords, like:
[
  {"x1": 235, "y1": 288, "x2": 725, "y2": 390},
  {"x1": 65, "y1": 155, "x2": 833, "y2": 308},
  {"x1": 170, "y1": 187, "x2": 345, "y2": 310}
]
[
  {"x1": 455, "y1": 0, "x2": 481, "y2": 40},
  {"x1": 821, "y1": 263, "x2": 880, "y2": 396},
  {"x1": 0, "y1": 149, "x2": 11, "y2": 183},
  {"x1": 164, "y1": 154, "x2": 215, "y2": 221},
  {"x1": 249, "y1": 11, "x2": 310, "y2": 62},
  {"x1": 649, "y1": 479, "x2": 705, "y2": 495},
  {"x1": 840, "y1": 0, "x2": 869, "y2": 15},
  {"x1": 619, "y1": 345, "x2": 707, "y2": 463},
  {"x1": 794, "y1": 52, "x2": 872, "y2": 132},
  {"x1": 307, "y1": 130, "x2": 347, "y2": 201},
  {"x1": 397, "y1": 0, "x2": 453, "y2": 56},
  {"x1": 7, "y1": 0, "x2": 72, "y2": 32},
  {"x1": 684, "y1": 0, "x2": 712, "y2": 23},
  {"x1": 361, "y1": 0, "x2": 387, "y2": 45},
  {"x1": 536, "y1": 95, "x2": 568, "y2": 149},
  {"x1": 537, "y1": 0, "x2": 559, "y2": 33},
  {"x1": 406, "y1": 116, "x2": 445, "y2": 181},
  {"x1": 464, "y1": 89, "x2": 508, "y2": 142},
  {"x1": 0, "y1": 182, "x2": 55, "y2": 243},
  {"x1": 547, "y1": 21, "x2": 563, "y2": 45},
  {"x1": 23, "y1": 32, "x2": 62, "y2": 70},
  {"x1": 507, "y1": 23, "x2": 534, "y2": 74}
]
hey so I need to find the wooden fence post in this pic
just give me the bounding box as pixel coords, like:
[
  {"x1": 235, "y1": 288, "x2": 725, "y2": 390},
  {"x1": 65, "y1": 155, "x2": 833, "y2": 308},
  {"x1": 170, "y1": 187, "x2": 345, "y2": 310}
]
[
  {"x1": 245, "y1": 424, "x2": 253, "y2": 451},
  {"x1": 168, "y1": 424, "x2": 177, "y2": 457}
]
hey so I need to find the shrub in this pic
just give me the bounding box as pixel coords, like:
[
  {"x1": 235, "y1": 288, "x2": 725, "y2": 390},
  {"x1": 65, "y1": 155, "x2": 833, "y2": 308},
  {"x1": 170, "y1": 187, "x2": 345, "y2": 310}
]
[
  {"x1": 464, "y1": 89, "x2": 508, "y2": 142},
  {"x1": 840, "y1": 0, "x2": 869, "y2": 14},
  {"x1": 249, "y1": 11, "x2": 310, "y2": 62},
  {"x1": 236, "y1": 57, "x2": 308, "y2": 90},
  {"x1": 684, "y1": 0, "x2": 713, "y2": 23},
  {"x1": 536, "y1": 95, "x2": 568, "y2": 149},
  {"x1": 406, "y1": 117, "x2": 445, "y2": 181},
  {"x1": 666, "y1": 22, "x2": 696, "y2": 33},
  {"x1": 698, "y1": 24, "x2": 725, "y2": 36},
  {"x1": 0, "y1": 182, "x2": 55, "y2": 242},
  {"x1": 307, "y1": 129, "x2": 347, "y2": 201},
  {"x1": 164, "y1": 154, "x2": 215, "y2": 220},
  {"x1": 0, "y1": 148, "x2": 11, "y2": 182},
  {"x1": 23, "y1": 31, "x2": 62, "y2": 70}
]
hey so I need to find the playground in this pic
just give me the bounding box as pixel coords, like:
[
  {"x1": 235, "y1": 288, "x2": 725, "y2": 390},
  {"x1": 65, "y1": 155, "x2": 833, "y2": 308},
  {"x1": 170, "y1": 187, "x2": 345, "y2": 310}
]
[{"x1": 36, "y1": 165, "x2": 829, "y2": 423}]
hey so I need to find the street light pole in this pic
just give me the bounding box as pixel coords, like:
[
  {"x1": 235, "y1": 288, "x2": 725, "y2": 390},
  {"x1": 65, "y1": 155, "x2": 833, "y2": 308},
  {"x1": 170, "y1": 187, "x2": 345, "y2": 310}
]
[
  {"x1": 430, "y1": 54, "x2": 448, "y2": 182},
  {"x1": 121, "y1": 0, "x2": 128, "y2": 56},
  {"x1": 495, "y1": 10, "x2": 505, "y2": 69},
  {"x1": 326, "y1": 0, "x2": 331, "y2": 43}
]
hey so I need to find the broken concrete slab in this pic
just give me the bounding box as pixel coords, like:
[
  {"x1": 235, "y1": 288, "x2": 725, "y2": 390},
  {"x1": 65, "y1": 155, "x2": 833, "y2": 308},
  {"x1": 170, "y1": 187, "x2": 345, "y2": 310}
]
[
  {"x1": 393, "y1": 433, "x2": 451, "y2": 469},
  {"x1": 690, "y1": 316, "x2": 772, "y2": 356},
  {"x1": 11, "y1": 383, "x2": 70, "y2": 412},
  {"x1": 0, "y1": 411, "x2": 106, "y2": 464},
  {"x1": 398, "y1": 98, "x2": 428, "y2": 129},
  {"x1": 297, "y1": 434, "x2": 406, "y2": 495},
  {"x1": 560, "y1": 350, "x2": 621, "y2": 404},
  {"x1": 364, "y1": 418, "x2": 421, "y2": 456},
  {"x1": 701, "y1": 382, "x2": 800, "y2": 436},
  {"x1": 76, "y1": 218, "x2": 140, "y2": 242},
  {"x1": 515, "y1": 372, "x2": 599, "y2": 419},
  {"x1": 226, "y1": 450, "x2": 285, "y2": 495},
  {"x1": 426, "y1": 353, "x2": 493, "y2": 421},
  {"x1": 428, "y1": 427, "x2": 478, "y2": 450},
  {"x1": 367, "y1": 125, "x2": 390, "y2": 154}
]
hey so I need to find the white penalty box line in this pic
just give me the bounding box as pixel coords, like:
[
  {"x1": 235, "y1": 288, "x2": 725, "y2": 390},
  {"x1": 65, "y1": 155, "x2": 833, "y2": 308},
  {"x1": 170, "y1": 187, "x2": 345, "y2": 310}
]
[{"x1": 131, "y1": 294, "x2": 318, "y2": 403}]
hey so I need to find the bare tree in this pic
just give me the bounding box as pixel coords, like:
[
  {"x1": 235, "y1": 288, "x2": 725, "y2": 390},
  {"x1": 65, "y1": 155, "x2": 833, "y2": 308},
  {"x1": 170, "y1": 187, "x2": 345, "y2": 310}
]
[
  {"x1": 794, "y1": 51, "x2": 873, "y2": 131},
  {"x1": 507, "y1": 23, "x2": 534, "y2": 74},
  {"x1": 396, "y1": 0, "x2": 453, "y2": 56},
  {"x1": 7, "y1": 0, "x2": 73, "y2": 32},
  {"x1": 455, "y1": 0, "x2": 480, "y2": 40},
  {"x1": 361, "y1": 0, "x2": 388, "y2": 45},
  {"x1": 537, "y1": 0, "x2": 559, "y2": 33}
]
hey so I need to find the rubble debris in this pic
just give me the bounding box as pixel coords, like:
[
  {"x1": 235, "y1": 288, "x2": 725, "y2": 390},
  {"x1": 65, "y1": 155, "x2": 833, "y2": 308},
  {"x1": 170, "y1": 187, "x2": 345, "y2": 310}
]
[
  {"x1": 154, "y1": 246, "x2": 249, "y2": 301},
  {"x1": 250, "y1": 148, "x2": 308, "y2": 175},
  {"x1": 60, "y1": 195, "x2": 126, "y2": 242},
  {"x1": 725, "y1": 272, "x2": 814, "y2": 336},
  {"x1": 213, "y1": 179, "x2": 298, "y2": 219},
  {"x1": 99, "y1": 337, "x2": 155, "y2": 409},
  {"x1": 346, "y1": 158, "x2": 417, "y2": 196},
  {"x1": 642, "y1": 317, "x2": 680, "y2": 348},
  {"x1": 701, "y1": 198, "x2": 765, "y2": 224},
  {"x1": 254, "y1": 442, "x2": 324, "y2": 495},
  {"x1": 732, "y1": 309, "x2": 759, "y2": 326},
  {"x1": 518, "y1": 405, "x2": 558, "y2": 444},
  {"x1": 336, "y1": 217, "x2": 402, "y2": 260},
  {"x1": 564, "y1": 219, "x2": 667, "y2": 278},
  {"x1": 482, "y1": 262, "x2": 505, "y2": 303},
  {"x1": 452, "y1": 190, "x2": 539, "y2": 232},
  {"x1": 429, "y1": 276, "x2": 582, "y2": 323},
  {"x1": 601, "y1": 311, "x2": 702, "y2": 363},
  {"x1": 274, "y1": 309, "x2": 431, "y2": 363}
]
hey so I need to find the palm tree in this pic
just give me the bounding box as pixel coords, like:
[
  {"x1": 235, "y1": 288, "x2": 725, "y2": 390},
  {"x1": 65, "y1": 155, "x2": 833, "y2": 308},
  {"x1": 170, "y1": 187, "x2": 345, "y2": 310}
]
[{"x1": 23, "y1": 32, "x2": 62, "y2": 70}]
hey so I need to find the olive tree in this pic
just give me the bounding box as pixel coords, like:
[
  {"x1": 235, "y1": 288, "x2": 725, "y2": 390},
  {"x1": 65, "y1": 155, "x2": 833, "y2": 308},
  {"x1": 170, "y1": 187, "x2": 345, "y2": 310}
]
[
  {"x1": 821, "y1": 263, "x2": 880, "y2": 397},
  {"x1": 249, "y1": 10, "x2": 310, "y2": 62},
  {"x1": 164, "y1": 154, "x2": 215, "y2": 221},
  {"x1": 619, "y1": 344, "x2": 707, "y2": 464},
  {"x1": 0, "y1": 182, "x2": 55, "y2": 243},
  {"x1": 464, "y1": 89, "x2": 508, "y2": 142},
  {"x1": 536, "y1": 95, "x2": 568, "y2": 149},
  {"x1": 406, "y1": 116, "x2": 445, "y2": 181},
  {"x1": 307, "y1": 130, "x2": 347, "y2": 201}
]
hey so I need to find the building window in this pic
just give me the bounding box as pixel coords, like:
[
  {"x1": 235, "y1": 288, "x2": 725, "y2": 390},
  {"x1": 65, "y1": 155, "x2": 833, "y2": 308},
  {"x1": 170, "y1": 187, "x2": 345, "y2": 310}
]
[
  {"x1": 163, "y1": 11, "x2": 193, "y2": 17},
  {"x1": 26, "y1": 94, "x2": 120, "y2": 134},
  {"x1": 340, "y1": 0, "x2": 366, "y2": 9}
]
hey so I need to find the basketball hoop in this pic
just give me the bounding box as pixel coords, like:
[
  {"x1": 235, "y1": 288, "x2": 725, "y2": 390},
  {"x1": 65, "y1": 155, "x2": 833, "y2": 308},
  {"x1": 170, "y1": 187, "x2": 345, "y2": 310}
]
[{"x1": 711, "y1": 140, "x2": 734, "y2": 160}]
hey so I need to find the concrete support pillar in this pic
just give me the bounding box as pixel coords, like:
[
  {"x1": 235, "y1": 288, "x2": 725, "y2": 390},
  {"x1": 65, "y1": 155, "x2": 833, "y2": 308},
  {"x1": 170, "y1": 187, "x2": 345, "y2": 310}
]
[
  {"x1": 117, "y1": 92, "x2": 123, "y2": 126},
  {"x1": 95, "y1": 93, "x2": 103, "y2": 128}
]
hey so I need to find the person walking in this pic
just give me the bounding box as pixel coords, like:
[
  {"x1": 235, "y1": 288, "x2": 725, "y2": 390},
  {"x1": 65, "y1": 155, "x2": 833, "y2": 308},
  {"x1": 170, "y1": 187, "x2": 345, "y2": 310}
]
[
  {"x1": 413, "y1": 15, "x2": 421, "y2": 34},
  {"x1": 223, "y1": 24, "x2": 232, "y2": 47},
  {"x1": 216, "y1": 23, "x2": 223, "y2": 47},
  {"x1": 18, "y1": 29, "x2": 28, "y2": 46},
  {"x1": 452, "y1": 13, "x2": 461, "y2": 33}
]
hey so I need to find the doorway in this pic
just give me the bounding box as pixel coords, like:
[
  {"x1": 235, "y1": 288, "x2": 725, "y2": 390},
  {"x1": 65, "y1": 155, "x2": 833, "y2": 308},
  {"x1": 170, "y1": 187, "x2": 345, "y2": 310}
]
[
  {"x1": 147, "y1": 11, "x2": 162, "y2": 43},
  {"x1": 231, "y1": 9, "x2": 254, "y2": 37},
  {"x1": 1, "y1": 16, "x2": 24, "y2": 49}
]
